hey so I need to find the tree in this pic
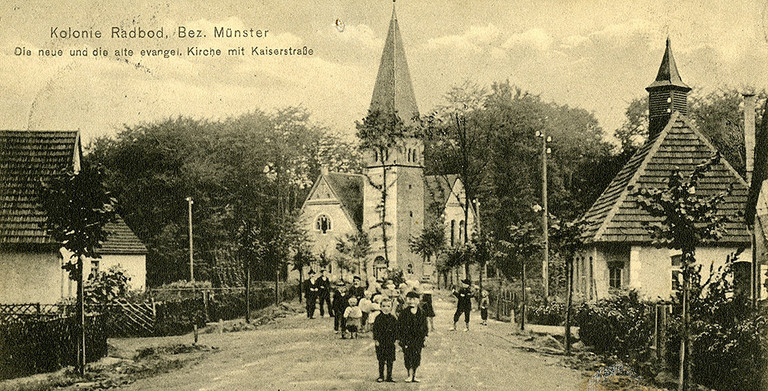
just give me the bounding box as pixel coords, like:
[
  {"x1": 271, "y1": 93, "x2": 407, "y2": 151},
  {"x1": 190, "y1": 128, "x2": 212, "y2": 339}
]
[
  {"x1": 421, "y1": 82, "x2": 491, "y2": 279},
  {"x1": 38, "y1": 164, "x2": 117, "y2": 374},
  {"x1": 409, "y1": 221, "x2": 447, "y2": 268},
  {"x1": 84, "y1": 266, "x2": 131, "y2": 306},
  {"x1": 635, "y1": 153, "x2": 735, "y2": 391},
  {"x1": 336, "y1": 231, "x2": 371, "y2": 279},
  {"x1": 549, "y1": 218, "x2": 586, "y2": 355},
  {"x1": 356, "y1": 110, "x2": 410, "y2": 265},
  {"x1": 501, "y1": 222, "x2": 543, "y2": 330}
]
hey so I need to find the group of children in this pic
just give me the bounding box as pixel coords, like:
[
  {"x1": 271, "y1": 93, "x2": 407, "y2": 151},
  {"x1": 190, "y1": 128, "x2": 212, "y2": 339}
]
[{"x1": 304, "y1": 272, "x2": 491, "y2": 383}]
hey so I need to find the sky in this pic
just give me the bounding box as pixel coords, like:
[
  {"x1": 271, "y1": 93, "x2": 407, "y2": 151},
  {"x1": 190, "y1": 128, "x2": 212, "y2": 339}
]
[{"x1": 2, "y1": 0, "x2": 768, "y2": 145}]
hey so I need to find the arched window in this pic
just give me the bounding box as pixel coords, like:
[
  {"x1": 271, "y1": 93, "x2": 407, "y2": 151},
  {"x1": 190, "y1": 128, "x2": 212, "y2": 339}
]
[
  {"x1": 407, "y1": 149, "x2": 412, "y2": 162},
  {"x1": 385, "y1": 149, "x2": 389, "y2": 161},
  {"x1": 459, "y1": 220, "x2": 465, "y2": 243},
  {"x1": 374, "y1": 150, "x2": 379, "y2": 162},
  {"x1": 316, "y1": 214, "x2": 331, "y2": 234},
  {"x1": 413, "y1": 149, "x2": 418, "y2": 163},
  {"x1": 407, "y1": 263, "x2": 414, "y2": 274}
]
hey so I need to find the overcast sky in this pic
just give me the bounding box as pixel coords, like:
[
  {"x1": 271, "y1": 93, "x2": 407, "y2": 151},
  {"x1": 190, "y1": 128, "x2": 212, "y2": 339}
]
[{"x1": 2, "y1": 0, "x2": 768, "y2": 145}]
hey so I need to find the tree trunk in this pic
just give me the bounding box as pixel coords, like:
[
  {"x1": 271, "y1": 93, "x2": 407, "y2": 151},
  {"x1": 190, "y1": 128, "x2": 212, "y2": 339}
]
[
  {"x1": 565, "y1": 257, "x2": 573, "y2": 355},
  {"x1": 679, "y1": 268, "x2": 691, "y2": 391},
  {"x1": 245, "y1": 261, "x2": 251, "y2": 323},
  {"x1": 275, "y1": 264, "x2": 280, "y2": 306},
  {"x1": 521, "y1": 259, "x2": 526, "y2": 331},
  {"x1": 74, "y1": 255, "x2": 86, "y2": 375},
  {"x1": 380, "y1": 154, "x2": 390, "y2": 264},
  {"x1": 298, "y1": 269, "x2": 304, "y2": 304},
  {"x1": 463, "y1": 200, "x2": 470, "y2": 279}
]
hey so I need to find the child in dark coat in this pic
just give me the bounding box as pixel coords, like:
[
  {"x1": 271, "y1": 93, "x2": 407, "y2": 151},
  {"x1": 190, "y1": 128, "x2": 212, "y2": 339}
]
[
  {"x1": 332, "y1": 283, "x2": 348, "y2": 335},
  {"x1": 372, "y1": 299, "x2": 398, "y2": 382},
  {"x1": 397, "y1": 291, "x2": 428, "y2": 383}
]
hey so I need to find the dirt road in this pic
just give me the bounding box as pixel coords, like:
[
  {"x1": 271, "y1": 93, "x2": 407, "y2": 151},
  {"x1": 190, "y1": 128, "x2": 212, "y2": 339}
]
[{"x1": 122, "y1": 294, "x2": 586, "y2": 390}]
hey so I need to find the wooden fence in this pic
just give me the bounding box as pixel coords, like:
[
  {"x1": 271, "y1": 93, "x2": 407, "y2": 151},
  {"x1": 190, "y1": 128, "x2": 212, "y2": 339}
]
[{"x1": 493, "y1": 287, "x2": 518, "y2": 321}]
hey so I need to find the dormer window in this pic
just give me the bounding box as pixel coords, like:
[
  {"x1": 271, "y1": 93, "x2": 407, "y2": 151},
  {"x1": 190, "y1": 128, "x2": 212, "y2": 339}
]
[{"x1": 316, "y1": 214, "x2": 332, "y2": 234}]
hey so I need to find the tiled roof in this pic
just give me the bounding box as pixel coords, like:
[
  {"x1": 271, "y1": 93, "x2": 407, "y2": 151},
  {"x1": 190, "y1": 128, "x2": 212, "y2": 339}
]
[
  {"x1": 0, "y1": 130, "x2": 80, "y2": 245},
  {"x1": 97, "y1": 216, "x2": 148, "y2": 255},
  {"x1": 0, "y1": 130, "x2": 147, "y2": 254},
  {"x1": 324, "y1": 173, "x2": 364, "y2": 230},
  {"x1": 582, "y1": 113, "x2": 750, "y2": 244}
]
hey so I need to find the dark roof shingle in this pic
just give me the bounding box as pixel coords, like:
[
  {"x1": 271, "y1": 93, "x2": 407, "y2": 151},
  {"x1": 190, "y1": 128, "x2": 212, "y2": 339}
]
[{"x1": 582, "y1": 113, "x2": 750, "y2": 244}]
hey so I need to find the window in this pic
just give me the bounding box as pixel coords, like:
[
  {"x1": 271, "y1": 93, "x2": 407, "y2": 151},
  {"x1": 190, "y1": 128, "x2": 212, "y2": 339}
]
[
  {"x1": 407, "y1": 149, "x2": 412, "y2": 162},
  {"x1": 459, "y1": 220, "x2": 465, "y2": 243},
  {"x1": 374, "y1": 150, "x2": 379, "y2": 162},
  {"x1": 413, "y1": 150, "x2": 418, "y2": 163},
  {"x1": 407, "y1": 263, "x2": 413, "y2": 274},
  {"x1": 671, "y1": 255, "x2": 682, "y2": 291},
  {"x1": 608, "y1": 262, "x2": 623, "y2": 289},
  {"x1": 316, "y1": 214, "x2": 331, "y2": 234},
  {"x1": 450, "y1": 220, "x2": 456, "y2": 246},
  {"x1": 91, "y1": 260, "x2": 100, "y2": 275}
]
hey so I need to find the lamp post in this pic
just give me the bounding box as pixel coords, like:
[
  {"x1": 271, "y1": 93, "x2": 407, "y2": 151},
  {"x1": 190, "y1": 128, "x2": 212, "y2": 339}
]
[
  {"x1": 186, "y1": 196, "x2": 194, "y2": 283},
  {"x1": 535, "y1": 130, "x2": 551, "y2": 299}
]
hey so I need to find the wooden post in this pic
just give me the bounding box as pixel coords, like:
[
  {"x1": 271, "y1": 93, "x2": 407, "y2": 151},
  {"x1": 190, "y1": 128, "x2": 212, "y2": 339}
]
[
  {"x1": 659, "y1": 304, "x2": 667, "y2": 363},
  {"x1": 564, "y1": 257, "x2": 573, "y2": 355},
  {"x1": 193, "y1": 324, "x2": 198, "y2": 345},
  {"x1": 521, "y1": 259, "x2": 526, "y2": 331}
]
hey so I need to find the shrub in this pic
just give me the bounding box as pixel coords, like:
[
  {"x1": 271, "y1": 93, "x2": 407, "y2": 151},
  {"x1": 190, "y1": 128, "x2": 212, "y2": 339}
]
[
  {"x1": 527, "y1": 302, "x2": 566, "y2": 326},
  {"x1": 575, "y1": 290, "x2": 654, "y2": 361}
]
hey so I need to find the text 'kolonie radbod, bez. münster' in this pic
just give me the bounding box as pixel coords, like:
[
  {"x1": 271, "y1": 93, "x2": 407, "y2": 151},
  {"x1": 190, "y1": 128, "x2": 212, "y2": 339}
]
[{"x1": 49, "y1": 26, "x2": 269, "y2": 39}]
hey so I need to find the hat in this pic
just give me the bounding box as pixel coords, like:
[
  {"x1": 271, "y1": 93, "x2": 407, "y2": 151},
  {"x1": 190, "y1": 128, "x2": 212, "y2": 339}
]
[
  {"x1": 461, "y1": 278, "x2": 471, "y2": 285},
  {"x1": 353, "y1": 275, "x2": 361, "y2": 281},
  {"x1": 405, "y1": 291, "x2": 420, "y2": 299},
  {"x1": 308, "y1": 269, "x2": 316, "y2": 275}
]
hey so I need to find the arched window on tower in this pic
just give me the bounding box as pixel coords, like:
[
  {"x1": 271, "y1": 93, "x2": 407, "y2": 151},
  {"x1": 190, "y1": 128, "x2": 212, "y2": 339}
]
[
  {"x1": 374, "y1": 150, "x2": 379, "y2": 163},
  {"x1": 407, "y1": 149, "x2": 412, "y2": 162},
  {"x1": 413, "y1": 149, "x2": 418, "y2": 163},
  {"x1": 316, "y1": 214, "x2": 332, "y2": 234}
]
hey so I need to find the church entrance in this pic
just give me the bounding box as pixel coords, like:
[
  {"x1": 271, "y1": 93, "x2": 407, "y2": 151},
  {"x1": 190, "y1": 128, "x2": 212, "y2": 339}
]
[{"x1": 373, "y1": 256, "x2": 387, "y2": 281}]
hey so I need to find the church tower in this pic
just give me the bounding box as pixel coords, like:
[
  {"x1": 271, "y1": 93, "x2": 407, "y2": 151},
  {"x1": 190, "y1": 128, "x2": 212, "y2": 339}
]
[
  {"x1": 646, "y1": 37, "x2": 691, "y2": 138},
  {"x1": 363, "y1": 2, "x2": 425, "y2": 280}
]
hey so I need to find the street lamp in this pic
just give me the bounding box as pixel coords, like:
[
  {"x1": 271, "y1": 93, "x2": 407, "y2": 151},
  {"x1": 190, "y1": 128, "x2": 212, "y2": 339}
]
[
  {"x1": 185, "y1": 196, "x2": 194, "y2": 283},
  {"x1": 535, "y1": 130, "x2": 552, "y2": 299}
]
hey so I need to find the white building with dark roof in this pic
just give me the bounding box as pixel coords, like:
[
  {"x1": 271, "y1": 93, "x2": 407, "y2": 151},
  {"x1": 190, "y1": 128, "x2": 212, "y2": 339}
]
[
  {"x1": 578, "y1": 39, "x2": 753, "y2": 301},
  {"x1": 0, "y1": 130, "x2": 147, "y2": 304}
]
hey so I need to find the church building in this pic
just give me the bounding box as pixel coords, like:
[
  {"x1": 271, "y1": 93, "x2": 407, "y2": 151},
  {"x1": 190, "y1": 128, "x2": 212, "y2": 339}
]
[
  {"x1": 296, "y1": 4, "x2": 474, "y2": 284},
  {"x1": 578, "y1": 38, "x2": 754, "y2": 301}
]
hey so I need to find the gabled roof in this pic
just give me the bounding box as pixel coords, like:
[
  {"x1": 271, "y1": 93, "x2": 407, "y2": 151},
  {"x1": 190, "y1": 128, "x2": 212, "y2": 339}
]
[
  {"x1": 646, "y1": 37, "x2": 691, "y2": 92},
  {"x1": 369, "y1": 3, "x2": 419, "y2": 123},
  {"x1": 303, "y1": 172, "x2": 364, "y2": 230},
  {"x1": 424, "y1": 175, "x2": 457, "y2": 224},
  {"x1": 0, "y1": 130, "x2": 147, "y2": 254},
  {"x1": 582, "y1": 113, "x2": 750, "y2": 244}
]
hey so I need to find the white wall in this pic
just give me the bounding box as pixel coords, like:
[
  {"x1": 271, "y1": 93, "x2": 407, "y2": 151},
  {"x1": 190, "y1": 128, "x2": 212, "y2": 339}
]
[
  {"x1": 84, "y1": 254, "x2": 146, "y2": 291},
  {"x1": 0, "y1": 250, "x2": 63, "y2": 304}
]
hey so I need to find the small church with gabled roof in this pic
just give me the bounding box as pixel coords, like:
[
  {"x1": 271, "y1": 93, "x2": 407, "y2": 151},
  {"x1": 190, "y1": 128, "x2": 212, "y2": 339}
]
[
  {"x1": 577, "y1": 38, "x2": 753, "y2": 301},
  {"x1": 296, "y1": 3, "x2": 474, "y2": 285}
]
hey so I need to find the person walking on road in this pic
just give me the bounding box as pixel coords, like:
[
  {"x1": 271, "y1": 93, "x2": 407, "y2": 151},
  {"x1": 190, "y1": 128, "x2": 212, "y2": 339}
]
[
  {"x1": 304, "y1": 270, "x2": 319, "y2": 319},
  {"x1": 372, "y1": 298, "x2": 398, "y2": 383},
  {"x1": 452, "y1": 278, "x2": 472, "y2": 331},
  {"x1": 479, "y1": 289, "x2": 490, "y2": 326},
  {"x1": 349, "y1": 275, "x2": 366, "y2": 301},
  {"x1": 332, "y1": 282, "x2": 348, "y2": 333},
  {"x1": 397, "y1": 291, "x2": 428, "y2": 383},
  {"x1": 316, "y1": 269, "x2": 332, "y2": 317}
]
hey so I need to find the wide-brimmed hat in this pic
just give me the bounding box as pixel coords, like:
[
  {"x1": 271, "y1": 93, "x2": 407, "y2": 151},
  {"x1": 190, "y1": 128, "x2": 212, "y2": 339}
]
[
  {"x1": 461, "y1": 278, "x2": 471, "y2": 285},
  {"x1": 405, "y1": 291, "x2": 420, "y2": 299}
]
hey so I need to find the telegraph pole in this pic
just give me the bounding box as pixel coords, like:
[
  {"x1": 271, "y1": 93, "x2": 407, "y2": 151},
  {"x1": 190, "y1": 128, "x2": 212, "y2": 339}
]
[
  {"x1": 536, "y1": 130, "x2": 551, "y2": 299},
  {"x1": 186, "y1": 196, "x2": 194, "y2": 282}
]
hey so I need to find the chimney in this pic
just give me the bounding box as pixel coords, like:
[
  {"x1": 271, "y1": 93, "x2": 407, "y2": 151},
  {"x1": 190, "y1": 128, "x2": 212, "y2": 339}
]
[
  {"x1": 744, "y1": 92, "x2": 756, "y2": 185},
  {"x1": 320, "y1": 166, "x2": 329, "y2": 176}
]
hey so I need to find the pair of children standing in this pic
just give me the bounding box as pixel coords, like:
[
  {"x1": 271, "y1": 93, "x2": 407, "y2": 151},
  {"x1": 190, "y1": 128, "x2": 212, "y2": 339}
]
[{"x1": 372, "y1": 291, "x2": 428, "y2": 383}]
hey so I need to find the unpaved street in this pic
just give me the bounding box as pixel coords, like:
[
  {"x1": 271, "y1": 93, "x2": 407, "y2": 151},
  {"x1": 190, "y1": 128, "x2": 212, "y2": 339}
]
[{"x1": 122, "y1": 294, "x2": 586, "y2": 390}]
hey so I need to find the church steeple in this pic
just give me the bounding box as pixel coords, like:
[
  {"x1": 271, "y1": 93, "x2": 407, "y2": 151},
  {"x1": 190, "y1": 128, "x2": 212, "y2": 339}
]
[
  {"x1": 369, "y1": 1, "x2": 419, "y2": 124},
  {"x1": 646, "y1": 37, "x2": 692, "y2": 138}
]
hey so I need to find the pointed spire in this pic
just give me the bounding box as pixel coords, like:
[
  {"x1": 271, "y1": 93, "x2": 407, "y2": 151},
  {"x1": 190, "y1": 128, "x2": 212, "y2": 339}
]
[
  {"x1": 369, "y1": 1, "x2": 419, "y2": 124},
  {"x1": 646, "y1": 37, "x2": 691, "y2": 92}
]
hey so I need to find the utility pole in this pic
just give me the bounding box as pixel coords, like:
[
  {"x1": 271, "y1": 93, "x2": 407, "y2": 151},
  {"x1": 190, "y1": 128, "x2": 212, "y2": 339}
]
[
  {"x1": 536, "y1": 130, "x2": 551, "y2": 299},
  {"x1": 186, "y1": 196, "x2": 194, "y2": 282}
]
